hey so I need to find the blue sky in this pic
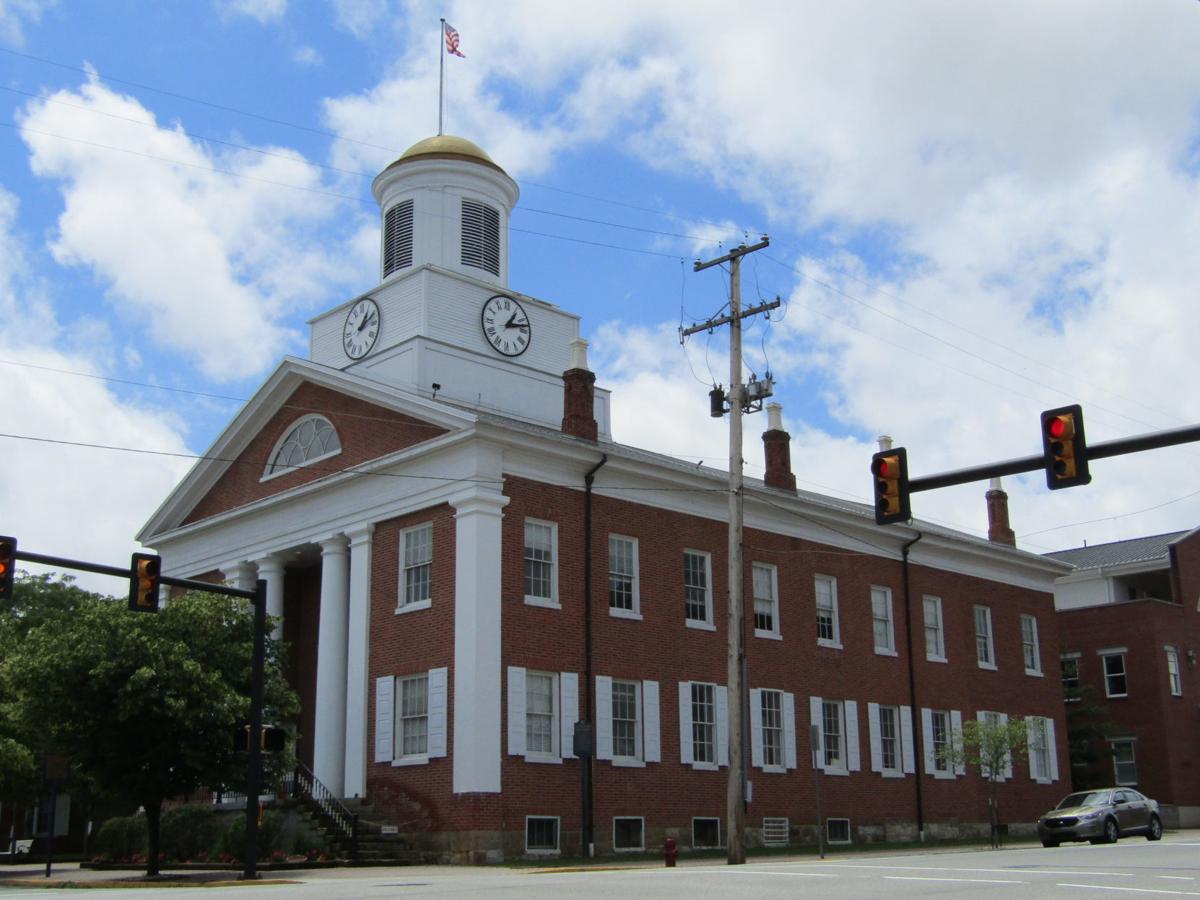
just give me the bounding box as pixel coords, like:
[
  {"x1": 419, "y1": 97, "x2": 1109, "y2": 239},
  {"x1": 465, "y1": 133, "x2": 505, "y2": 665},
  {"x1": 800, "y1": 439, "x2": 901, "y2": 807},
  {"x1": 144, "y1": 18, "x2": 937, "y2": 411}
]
[{"x1": 3, "y1": 0, "x2": 1200, "y2": 585}]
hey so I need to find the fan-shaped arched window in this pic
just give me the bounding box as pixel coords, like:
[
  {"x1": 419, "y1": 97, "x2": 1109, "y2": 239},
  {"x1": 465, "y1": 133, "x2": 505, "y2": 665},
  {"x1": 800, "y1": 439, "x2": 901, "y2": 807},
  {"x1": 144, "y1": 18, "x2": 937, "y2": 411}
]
[{"x1": 263, "y1": 415, "x2": 342, "y2": 479}]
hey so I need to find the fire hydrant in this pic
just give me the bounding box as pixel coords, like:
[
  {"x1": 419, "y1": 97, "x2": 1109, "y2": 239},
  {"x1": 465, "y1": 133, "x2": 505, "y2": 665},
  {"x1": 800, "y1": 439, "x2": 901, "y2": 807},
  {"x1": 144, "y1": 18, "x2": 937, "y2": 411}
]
[{"x1": 664, "y1": 836, "x2": 678, "y2": 867}]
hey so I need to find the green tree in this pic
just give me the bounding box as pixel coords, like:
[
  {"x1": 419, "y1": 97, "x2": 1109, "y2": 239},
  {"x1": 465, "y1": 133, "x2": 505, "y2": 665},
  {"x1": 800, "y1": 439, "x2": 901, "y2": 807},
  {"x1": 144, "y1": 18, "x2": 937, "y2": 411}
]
[
  {"x1": 1063, "y1": 684, "x2": 1116, "y2": 790},
  {"x1": 941, "y1": 715, "x2": 1029, "y2": 848},
  {"x1": 1, "y1": 583, "x2": 297, "y2": 875}
]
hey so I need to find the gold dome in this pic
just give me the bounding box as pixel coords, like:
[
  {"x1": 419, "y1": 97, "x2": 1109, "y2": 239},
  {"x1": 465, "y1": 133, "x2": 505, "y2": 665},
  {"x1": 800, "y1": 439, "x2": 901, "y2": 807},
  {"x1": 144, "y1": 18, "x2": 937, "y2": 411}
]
[{"x1": 383, "y1": 135, "x2": 506, "y2": 175}]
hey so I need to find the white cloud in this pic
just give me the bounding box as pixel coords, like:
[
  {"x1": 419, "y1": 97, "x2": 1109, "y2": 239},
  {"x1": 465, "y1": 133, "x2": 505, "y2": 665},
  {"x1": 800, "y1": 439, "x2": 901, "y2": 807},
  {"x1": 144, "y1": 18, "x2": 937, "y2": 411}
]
[
  {"x1": 18, "y1": 75, "x2": 361, "y2": 381},
  {"x1": 292, "y1": 44, "x2": 321, "y2": 66},
  {"x1": 0, "y1": 0, "x2": 52, "y2": 46},
  {"x1": 216, "y1": 0, "x2": 285, "y2": 24},
  {"x1": 332, "y1": 0, "x2": 392, "y2": 39}
]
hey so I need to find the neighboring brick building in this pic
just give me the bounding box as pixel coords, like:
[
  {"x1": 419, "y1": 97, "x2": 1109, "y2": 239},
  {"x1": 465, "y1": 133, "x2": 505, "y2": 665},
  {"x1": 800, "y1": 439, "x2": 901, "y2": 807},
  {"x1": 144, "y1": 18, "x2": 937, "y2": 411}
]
[
  {"x1": 1048, "y1": 529, "x2": 1200, "y2": 828},
  {"x1": 138, "y1": 135, "x2": 1071, "y2": 861}
]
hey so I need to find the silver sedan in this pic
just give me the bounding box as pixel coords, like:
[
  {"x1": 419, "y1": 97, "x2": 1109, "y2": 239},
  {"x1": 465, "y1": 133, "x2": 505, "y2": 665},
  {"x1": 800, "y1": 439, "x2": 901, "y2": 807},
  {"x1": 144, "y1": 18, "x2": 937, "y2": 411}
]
[{"x1": 1037, "y1": 787, "x2": 1163, "y2": 847}]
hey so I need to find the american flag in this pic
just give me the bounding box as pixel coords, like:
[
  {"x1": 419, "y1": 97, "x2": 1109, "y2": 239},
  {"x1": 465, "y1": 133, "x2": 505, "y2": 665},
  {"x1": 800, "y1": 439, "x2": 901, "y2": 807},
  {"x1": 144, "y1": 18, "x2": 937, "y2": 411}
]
[{"x1": 444, "y1": 22, "x2": 465, "y2": 58}]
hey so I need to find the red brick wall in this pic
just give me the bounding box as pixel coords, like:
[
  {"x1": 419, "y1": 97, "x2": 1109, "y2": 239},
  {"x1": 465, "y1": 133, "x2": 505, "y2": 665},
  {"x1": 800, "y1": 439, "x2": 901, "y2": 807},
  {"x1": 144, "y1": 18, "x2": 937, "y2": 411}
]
[{"x1": 183, "y1": 382, "x2": 447, "y2": 525}]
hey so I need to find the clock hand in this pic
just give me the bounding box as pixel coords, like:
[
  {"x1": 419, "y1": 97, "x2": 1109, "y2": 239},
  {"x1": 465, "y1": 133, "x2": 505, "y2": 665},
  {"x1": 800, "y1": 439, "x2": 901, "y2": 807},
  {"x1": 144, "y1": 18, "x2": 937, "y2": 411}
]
[{"x1": 504, "y1": 313, "x2": 517, "y2": 329}]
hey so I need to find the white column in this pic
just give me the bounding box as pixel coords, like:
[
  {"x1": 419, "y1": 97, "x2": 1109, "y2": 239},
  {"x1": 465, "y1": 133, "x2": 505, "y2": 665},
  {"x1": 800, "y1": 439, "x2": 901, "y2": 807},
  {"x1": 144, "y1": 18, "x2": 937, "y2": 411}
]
[
  {"x1": 343, "y1": 525, "x2": 374, "y2": 799},
  {"x1": 450, "y1": 489, "x2": 509, "y2": 793},
  {"x1": 220, "y1": 561, "x2": 258, "y2": 592},
  {"x1": 254, "y1": 555, "x2": 286, "y2": 641},
  {"x1": 313, "y1": 534, "x2": 350, "y2": 794}
]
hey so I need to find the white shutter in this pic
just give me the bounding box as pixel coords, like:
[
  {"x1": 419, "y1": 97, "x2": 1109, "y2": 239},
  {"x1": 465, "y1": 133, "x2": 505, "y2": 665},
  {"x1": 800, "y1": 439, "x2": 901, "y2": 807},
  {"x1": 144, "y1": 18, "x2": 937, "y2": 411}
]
[
  {"x1": 716, "y1": 685, "x2": 730, "y2": 767},
  {"x1": 999, "y1": 713, "x2": 1012, "y2": 780},
  {"x1": 750, "y1": 689, "x2": 764, "y2": 768},
  {"x1": 643, "y1": 680, "x2": 661, "y2": 763},
  {"x1": 679, "y1": 682, "x2": 694, "y2": 765},
  {"x1": 810, "y1": 696, "x2": 824, "y2": 770},
  {"x1": 596, "y1": 676, "x2": 613, "y2": 761},
  {"x1": 867, "y1": 703, "x2": 882, "y2": 773},
  {"x1": 560, "y1": 672, "x2": 579, "y2": 759},
  {"x1": 427, "y1": 667, "x2": 448, "y2": 758},
  {"x1": 374, "y1": 676, "x2": 394, "y2": 763},
  {"x1": 845, "y1": 700, "x2": 861, "y2": 772},
  {"x1": 950, "y1": 710, "x2": 965, "y2": 775},
  {"x1": 900, "y1": 706, "x2": 915, "y2": 774},
  {"x1": 921, "y1": 708, "x2": 934, "y2": 774},
  {"x1": 783, "y1": 692, "x2": 797, "y2": 770},
  {"x1": 507, "y1": 667, "x2": 526, "y2": 756},
  {"x1": 1046, "y1": 717, "x2": 1059, "y2": 782}
]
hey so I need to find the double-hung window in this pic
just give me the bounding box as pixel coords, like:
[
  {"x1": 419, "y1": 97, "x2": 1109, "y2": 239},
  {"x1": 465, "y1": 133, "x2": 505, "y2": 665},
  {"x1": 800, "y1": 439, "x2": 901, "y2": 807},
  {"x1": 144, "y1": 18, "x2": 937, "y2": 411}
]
[
  {"x1": 752, "y1": 563, "x2": 780, "y2": 638},
  {"x1": 1028, "y1": 717, "x2": 1049, "y2": 780},
  {"x1": 1101, "y1": 650, "x2": 1128, "y2": 698},
  {"x1": 811, "y1": 696, "x2": 858, "y2": 775},
  {"x1": 750, "y1": 688, "x2": 797, "y2": 772},
  {"x1": 760, "y1": 689, "x2": 783, "y2": 768},
  {"x1": 398, "y1": 674, "x2": 429, "y2": 757},
  {"x1": 691, "y1": 682, "x2": 716, "y2": 764},
  {"x1": 608, "y1": 535, "x2": 640, "y2": 618},
  {"x1": 1061, "y1": 653, "x2": 1081, "y2": 700},
  {"x1": 822, "y1": 700, "x2": 844, "y2": 771},
  {"x1": 524, "y1": 520, "x2": 558, "y2": 607},
  {"x1": 1166, "y1": 646, "x2": 1183, "y2": 696},
  {"x1": 374, "y1": 668, "x2": 448, "y2": 766},
  {"x1": 1111, "y1": 739, "x2": 1137, "y2": 785},
  {"x1": 974, "y1": 605, "x2": 995, "y2": 669},
  {"x1": 815, "y1": 575, "x2": 840, "y2": 647},
  {"x1": 526, "y1": 672, "x2": 557, "y2": 756},
  {"x1": 678, "y1": 680, "x2": 726, "y2": 769},
  {"x1": 872, "y1": 586, "x2": 895, "y2": 655},
  {"x1": 597, "y1": 677, "x2": 660, "y2": 765},
  {"x1": 930, "y1": 709, "x2": 950, "y2": 774},
  {"x1": 507, "y1": 667, "x2": 579, "y2": 763},
  {"x1": 1020, "y1": 614, "x2": 1041, "y2": 674},
  {"x1": 611, "y1": 680, "x2": 641, "y2": 761},
  {"x1": 923, "y1": 596, "x2": 945, "y2": 661},
  {"x1": 684, "y1": 550, "x2": 714, "y2": 628},
  {"x1": 878, "y1": 705, "x2": 898, "y2": 772},
  {"x1": 399, "y1": 523, "x2": 432, "y2": 610}
]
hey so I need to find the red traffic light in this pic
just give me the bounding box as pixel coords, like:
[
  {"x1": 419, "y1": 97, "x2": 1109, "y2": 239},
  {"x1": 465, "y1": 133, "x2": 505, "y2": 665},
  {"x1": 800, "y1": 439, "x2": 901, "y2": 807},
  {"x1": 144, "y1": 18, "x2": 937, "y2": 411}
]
[
  {"x1": 871, "y1": 448, "x2": 911, "y2": 525},
  {"x1": 1040, "y1": 405, "x2": 1091, "y2": 490},
  {"x1": 0, "y1": 536, "x2": 15, "y2": 601}
]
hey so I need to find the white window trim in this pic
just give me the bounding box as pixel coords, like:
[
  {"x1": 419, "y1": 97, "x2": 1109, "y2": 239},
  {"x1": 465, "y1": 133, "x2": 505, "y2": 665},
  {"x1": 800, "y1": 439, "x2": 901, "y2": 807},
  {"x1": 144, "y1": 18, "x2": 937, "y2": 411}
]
[
  {"x1": 974, "y1": 605, "x2": 996, "y2": 671},
  {"x1": 612, "y1": 816, "x2": 646, "y2": 852},
  {"x1": 871, "y1": 585, "x2": 896, "y2": 656},
  {"x1": 607, "y1": 534, "x2": 642, "y2": 620},
  {"x1": 750, "y1": 687, "x2": 797, "y2": 773},
  {"x1": 752, "y1": 562, "x2": 782, "y2": 640},
  {"x1": 680, "y1": 680, "x2": 727, "y2": 771},
  {"x1": 1166, "y1": 645, "x2": 1183, "y2": 697},
  {"x1": 815, "y1": 574, "x2": 842, "y2": 649},
  {"x1": 525, "y1": 670, "x2": 560, "y2": 764},
  {"x1": 1021, "y1": 613, "x2": 1043, "y2": 676},
  {"x1": 375, "y1": 668, "x2": 447, "y2": 767},
  {"x1": 1101, "y1": 651, "x2": 1129, "y2": 698},
  {"x1": 691, "y1": 817, "x2": 723, "y2": 849},
  {"x1": 524, "y1": 815, "x2": 560, "y2": 855},
  {"x1": 683, "y1": 549, "x2": 714, "y2": 628},
  {"x1": 610, "y1": 678, "x2": 643, "y2": 765},
  {"x1": 1109, "y1": 737, "x2": 1138, "y2": 786},
  {"x1": 923, "y1": 595, "x2": 946, "y2": 663},
  {"x1": 396, "y1": 522, "x2": 433, "y2": 614},
  {"x1": 868, "y1": 703, "x2": 913, "y2": 778},
  {"x1": 523, "y1": 519, "x2": 560, "y2": 609},
  {"x1": 260, "y1": 414, "x2": 342, "y2": 482},
  {"x1": 811, "y1": 696, "x2": 859, "y2": 776}
]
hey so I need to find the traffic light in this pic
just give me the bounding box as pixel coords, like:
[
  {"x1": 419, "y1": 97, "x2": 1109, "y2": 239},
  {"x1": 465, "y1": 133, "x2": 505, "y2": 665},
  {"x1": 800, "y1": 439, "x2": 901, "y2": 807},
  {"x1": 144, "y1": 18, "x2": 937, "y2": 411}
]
[
  {"x1": 1041, "y1": 405, "x2": 1091, "y2": 490},
  {"x1": 234, "y1": 725, "x2": 287, "y2": 752},
  {"x1": 0, "y1": 536, "x2": 16, "y2": 601},
  {"x1": 871, "y1": 447, "x2": 911, "y2": 525},
  {"x1": 128, "y1": 553, "x2": 161, "y2": 613}
]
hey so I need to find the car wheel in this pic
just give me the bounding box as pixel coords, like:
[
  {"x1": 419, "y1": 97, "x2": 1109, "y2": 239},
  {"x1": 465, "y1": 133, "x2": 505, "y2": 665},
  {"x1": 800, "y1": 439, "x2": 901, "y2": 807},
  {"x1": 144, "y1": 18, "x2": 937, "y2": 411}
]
[
  {"x1": 1147, "y1": 815, "x2": 1162, "y2": 841},
  {"x1": 1103, "y1": 817, "x2": 1119, "y2": 844},
  {"x1": 1042, "y1": 839, "x2": 1060, "y2": 848}
]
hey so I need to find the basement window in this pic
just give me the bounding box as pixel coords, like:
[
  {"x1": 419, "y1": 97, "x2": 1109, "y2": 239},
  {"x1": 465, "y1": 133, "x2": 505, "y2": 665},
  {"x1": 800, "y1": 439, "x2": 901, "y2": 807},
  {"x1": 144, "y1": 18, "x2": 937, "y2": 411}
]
[
  {"x1": 827, "y1": 818, "x2": 851, "y2": 844},
  {"x1": 382, "y1": 199, "x2": 414, "y2": 276},
  {"x1": 692, "y1": 817, "x2": 721, "y2": 848},
  {"x1": 525, "y1": 816, "x2": 559, "y2": 854},
  {"x1": 762, "y1": 817, "x2": 789, "y2": 846},
  {"x1": 461, "y1": 198, "x2": 500, "y2": 276},
  {"x1": 613, "y1": 817, "x2": 644, "y2": 851}
]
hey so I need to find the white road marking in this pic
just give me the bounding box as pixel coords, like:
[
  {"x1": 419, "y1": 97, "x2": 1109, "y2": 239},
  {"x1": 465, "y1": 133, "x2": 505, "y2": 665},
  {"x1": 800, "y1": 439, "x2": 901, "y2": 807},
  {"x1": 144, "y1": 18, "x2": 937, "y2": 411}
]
[
  {"x1": 1161, "y1": 877, "x2": 1198, "y2": 881},
  {"x1": 886, "y1": 876, "x2": 1026, "y2": 884},
  {"x1": 824, "y1": 863, "x2": 1136, "y2": 877},
  {"x1": 1058, "y1": 884, "x2": 1200, "y2": 896}
]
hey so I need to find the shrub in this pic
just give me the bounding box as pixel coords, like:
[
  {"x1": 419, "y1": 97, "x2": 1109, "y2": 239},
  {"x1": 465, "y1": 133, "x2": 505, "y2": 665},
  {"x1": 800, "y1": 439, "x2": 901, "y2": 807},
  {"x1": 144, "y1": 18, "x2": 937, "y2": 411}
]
[
  {"x1": 218, "y1": 809, "x2": 285, "y2": 860},
  {"x1": 160, "y1": 805, "x2": 227, "y2": 862},
  {"x1": 95, "y1": 815, "x2": 147, "y2": 861}
]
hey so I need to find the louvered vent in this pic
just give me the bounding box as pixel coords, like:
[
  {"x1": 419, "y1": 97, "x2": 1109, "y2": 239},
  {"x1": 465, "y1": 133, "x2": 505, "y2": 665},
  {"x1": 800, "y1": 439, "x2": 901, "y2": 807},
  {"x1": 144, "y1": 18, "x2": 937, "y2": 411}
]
[
  {"x1": 382, "y1": 199, "x2": 414, "y2": 277},
  {"x1": 461, "y1": 199, "x2": 500, "y2": 276}
]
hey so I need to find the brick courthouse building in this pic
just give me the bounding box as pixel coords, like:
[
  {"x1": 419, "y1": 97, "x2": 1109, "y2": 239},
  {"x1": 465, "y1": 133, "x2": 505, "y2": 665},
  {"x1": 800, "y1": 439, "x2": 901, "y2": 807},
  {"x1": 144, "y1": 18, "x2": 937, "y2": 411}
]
[{"x1": 138, "y1": 135, "x2": 1071, "y2": 860}]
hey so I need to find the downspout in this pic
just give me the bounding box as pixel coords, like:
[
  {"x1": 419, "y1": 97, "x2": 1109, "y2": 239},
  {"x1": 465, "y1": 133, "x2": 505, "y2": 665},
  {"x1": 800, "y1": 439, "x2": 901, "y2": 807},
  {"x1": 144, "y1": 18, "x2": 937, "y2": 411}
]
[
  {"x1": 901, "y1": 530, "x2": 925, "y2": 840},
  {"x1": 581, "y1": 453, "x2": 608, "y2": 858}
]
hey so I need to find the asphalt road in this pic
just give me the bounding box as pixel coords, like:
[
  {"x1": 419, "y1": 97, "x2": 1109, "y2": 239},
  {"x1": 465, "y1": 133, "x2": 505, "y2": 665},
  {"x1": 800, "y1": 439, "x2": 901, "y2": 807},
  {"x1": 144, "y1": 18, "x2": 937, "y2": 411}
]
[{"x1": 3, "y1": 833, "x2": 1199, "y2": 898}]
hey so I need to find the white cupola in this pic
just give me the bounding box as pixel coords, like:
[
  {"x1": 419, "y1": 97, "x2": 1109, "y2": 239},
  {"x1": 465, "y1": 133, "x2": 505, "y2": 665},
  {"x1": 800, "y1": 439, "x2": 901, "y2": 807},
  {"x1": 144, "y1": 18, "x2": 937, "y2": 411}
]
[{"x1": 370, "y1": 135, "x2": 520, "y2": 287}]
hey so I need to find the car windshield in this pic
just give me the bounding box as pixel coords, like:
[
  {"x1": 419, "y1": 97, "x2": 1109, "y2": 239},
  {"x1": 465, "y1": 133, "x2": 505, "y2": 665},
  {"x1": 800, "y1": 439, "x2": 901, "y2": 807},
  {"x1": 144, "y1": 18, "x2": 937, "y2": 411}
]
[{"x1": 1056, "y1": 791, "x2": 1110, "y2": 809}]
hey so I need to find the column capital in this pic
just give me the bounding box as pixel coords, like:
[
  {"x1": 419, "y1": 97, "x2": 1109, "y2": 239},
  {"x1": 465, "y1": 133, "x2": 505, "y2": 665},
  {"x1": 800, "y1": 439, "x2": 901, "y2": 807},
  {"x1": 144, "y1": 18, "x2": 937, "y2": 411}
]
[
  {"x1": 345, "y1": 523, "x2": 375, "y2": 548},
  {"x1": 449, "y1": 487, "x2": 510, "y2": 518},
  {"x1": 254, "y1": 554, "x2": 286, "y2": 577},
  {"x1": 318, "y1": 534, "x2": 350, "y2": 555}
]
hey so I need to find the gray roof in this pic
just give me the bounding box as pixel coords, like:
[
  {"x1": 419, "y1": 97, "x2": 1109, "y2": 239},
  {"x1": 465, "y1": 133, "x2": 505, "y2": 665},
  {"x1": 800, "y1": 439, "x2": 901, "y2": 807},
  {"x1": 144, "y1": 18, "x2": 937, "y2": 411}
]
[{"x1": 1045, "y1": 531, "x2": 1188, "y2": 570}]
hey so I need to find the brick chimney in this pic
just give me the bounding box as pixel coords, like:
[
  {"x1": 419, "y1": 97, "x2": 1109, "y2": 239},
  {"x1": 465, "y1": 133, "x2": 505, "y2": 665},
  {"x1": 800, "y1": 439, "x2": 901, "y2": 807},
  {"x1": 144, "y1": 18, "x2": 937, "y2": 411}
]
[
  {"x1": 762, "y1": 403, "x2": 796, "y2": 492},
  {"x1": 561, "y1": 338, "x2": 598, "y2": 441},
  {"x1": 986, "y1": 477, "x2": 1016, "y2": 547}
]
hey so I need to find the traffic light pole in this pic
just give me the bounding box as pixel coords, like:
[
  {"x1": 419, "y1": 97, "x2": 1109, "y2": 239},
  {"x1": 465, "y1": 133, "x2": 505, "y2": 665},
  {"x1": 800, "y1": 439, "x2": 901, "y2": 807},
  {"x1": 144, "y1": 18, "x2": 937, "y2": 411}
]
[
  {"x1": 687, "y1": 237, "x2": 771, "y2": 866},
  {"x1": 907, "y1": 421, "x2": 1200, "y2": 494},
  {"x1": 10, "y1": 546, "x2": 267, "y2": 881}
]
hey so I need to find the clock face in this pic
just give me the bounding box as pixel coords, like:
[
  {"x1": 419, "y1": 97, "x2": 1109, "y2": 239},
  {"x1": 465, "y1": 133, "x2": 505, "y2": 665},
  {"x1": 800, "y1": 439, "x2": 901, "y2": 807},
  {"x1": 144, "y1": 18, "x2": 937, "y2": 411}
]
[
  {"x1": 480, "y1": 294, "x2": 531, "y2": 357},
  {"x1": 342, "y1": 298, "x2": 380, "y2": 360}
]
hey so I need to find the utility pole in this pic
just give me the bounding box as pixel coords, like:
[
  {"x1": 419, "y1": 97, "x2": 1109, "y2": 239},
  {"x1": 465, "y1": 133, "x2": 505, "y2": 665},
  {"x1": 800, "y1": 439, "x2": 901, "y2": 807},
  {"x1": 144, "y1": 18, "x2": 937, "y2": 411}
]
[{"x1": 684, "y1": 236, "x2": 775, "y2": 865}]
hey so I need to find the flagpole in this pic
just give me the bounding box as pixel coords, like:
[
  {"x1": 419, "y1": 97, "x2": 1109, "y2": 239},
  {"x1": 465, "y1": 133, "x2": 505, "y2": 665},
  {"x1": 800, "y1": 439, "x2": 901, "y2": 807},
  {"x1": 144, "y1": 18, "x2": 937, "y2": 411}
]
[{"x1": 438, "y1": 18, "x2": 445, "y2": 135}]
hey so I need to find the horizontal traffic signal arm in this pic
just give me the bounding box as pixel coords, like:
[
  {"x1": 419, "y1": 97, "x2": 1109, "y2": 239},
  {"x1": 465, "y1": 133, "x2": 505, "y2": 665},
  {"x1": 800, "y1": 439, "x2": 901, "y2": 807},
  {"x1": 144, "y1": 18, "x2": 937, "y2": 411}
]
[
  {"x1": 12, "y1": 548, "x2": 261, "y2": 601},
  {"x1": 903, "y1": 420, "x2": 1200, "y2": 495}
]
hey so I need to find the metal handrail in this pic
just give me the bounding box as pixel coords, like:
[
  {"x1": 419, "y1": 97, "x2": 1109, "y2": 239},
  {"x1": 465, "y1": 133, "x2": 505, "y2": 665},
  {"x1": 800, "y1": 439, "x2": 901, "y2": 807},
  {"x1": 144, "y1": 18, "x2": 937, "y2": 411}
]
[{"x1": 290, "y1": 761, "x2": 359, "y2": 859}]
